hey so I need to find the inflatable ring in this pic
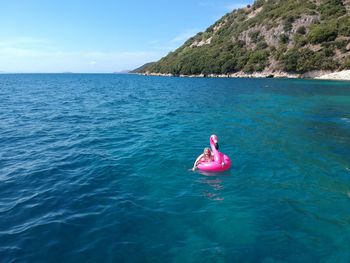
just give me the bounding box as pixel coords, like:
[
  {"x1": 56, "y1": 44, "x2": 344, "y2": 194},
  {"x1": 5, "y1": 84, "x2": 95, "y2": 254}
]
[{"x1": 197, "y1": 135, "x2": 231, "y2": 172}]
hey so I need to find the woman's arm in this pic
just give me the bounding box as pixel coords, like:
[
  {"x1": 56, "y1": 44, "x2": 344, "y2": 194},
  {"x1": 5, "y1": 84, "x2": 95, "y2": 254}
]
[{"x1": 192, "y1": 154, "x2": 204, "y2": 171}]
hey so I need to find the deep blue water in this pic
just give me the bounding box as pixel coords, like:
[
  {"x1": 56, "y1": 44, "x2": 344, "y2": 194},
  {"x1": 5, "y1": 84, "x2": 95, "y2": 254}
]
[{"x1": 1, "y1": 74, "x2": 350, "y2": 262}]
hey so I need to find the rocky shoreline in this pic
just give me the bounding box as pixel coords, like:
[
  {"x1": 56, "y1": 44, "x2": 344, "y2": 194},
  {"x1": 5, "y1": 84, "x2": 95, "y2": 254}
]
[
  {"x1": 139, "y1": 70, "x2": 350, "y2": 81},
  {"x1": 315, "y1": 70, "x2": 350, "y2": 81}
]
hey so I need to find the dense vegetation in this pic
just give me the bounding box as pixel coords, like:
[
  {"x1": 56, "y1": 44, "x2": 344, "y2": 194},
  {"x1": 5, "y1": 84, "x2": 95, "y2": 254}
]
[
  {"x1": 130, "y1": 62, "x2": 155, "y2": 73},
  {"x1": 136, "y1": 0, "x2": 350, "y2": 75}
]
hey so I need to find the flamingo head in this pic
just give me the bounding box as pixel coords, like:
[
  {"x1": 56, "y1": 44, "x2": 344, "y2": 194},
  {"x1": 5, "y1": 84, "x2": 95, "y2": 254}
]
[{"x1": 210, "y1": 134, "x2": 219, "y2": 150}]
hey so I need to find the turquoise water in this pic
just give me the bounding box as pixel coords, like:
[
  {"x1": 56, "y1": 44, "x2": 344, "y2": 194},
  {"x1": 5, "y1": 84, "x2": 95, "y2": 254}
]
[{"x1": 1, "y1": 74, "x2": 350, "y2": 262}]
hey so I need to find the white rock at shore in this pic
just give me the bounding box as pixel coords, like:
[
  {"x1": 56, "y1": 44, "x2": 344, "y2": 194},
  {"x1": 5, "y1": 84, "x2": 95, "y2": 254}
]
[{"x1": 316, "y1": 70, "x2": 350, "y2": 81}]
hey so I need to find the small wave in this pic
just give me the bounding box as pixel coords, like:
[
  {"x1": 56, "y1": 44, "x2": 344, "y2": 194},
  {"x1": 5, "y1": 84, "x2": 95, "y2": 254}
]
[
  {"x1": 203, "y1": 190, "x2": 224, "y2": 201},
  {"x1": 340, "y1": 117, "x2": 350, "y2": 123},
  {"x1": 0, "y1": 192, "x2": 39, "y2": 213}
]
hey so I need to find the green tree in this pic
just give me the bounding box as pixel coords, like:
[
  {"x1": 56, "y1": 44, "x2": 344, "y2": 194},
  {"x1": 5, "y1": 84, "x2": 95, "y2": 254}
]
[
  {"x1": 281, "y1": 49, "x2": 299, "y2": 72},
  {"x1": 307, "y1": 22, "x2": 338, "y2": 44}
]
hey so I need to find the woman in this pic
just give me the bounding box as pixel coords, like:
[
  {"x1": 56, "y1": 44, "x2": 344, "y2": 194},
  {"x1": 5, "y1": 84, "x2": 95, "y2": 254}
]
[{"x1": 192, "y1": 147, "x2": 213, "y2": 171}]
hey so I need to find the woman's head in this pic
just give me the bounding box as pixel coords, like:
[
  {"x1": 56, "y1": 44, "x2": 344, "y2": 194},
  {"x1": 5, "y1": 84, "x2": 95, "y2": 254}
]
[{"x1": 204, "y1": 147, "x2": 211, "y2": 156}]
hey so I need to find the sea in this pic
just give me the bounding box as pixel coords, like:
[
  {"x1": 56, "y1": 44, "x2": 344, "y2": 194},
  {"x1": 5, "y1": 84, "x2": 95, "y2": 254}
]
[{"x1": 1, "y1": 74, "x2": 350, "y2": 262}]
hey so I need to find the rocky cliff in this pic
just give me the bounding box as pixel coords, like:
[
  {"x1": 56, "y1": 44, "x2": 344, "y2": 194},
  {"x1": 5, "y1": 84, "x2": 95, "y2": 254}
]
[{"x1": 136, "y1": 0, "x2": 350, "y2": 77}]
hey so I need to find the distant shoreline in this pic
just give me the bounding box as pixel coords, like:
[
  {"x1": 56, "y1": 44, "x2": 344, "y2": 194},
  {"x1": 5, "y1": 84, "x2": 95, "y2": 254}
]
[
  {"x1": 1, "y1": 71, "x2": 349, "y2": 81},
  {"x1": 138, "y1": 70, "x2": 350, "y2": 81}
]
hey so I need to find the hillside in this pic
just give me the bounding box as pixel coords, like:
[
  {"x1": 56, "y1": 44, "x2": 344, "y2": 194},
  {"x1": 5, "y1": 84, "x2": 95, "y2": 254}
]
[
  {"x1": 136, "y1": 0, "x2": 350, "y2": 77},
  {"x1": 130, "y1": 62, "x2": 155, "y2": 73}
]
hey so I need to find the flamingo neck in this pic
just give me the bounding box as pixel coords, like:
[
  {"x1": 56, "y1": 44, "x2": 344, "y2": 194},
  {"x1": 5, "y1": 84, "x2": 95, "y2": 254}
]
[{"x1": 210, "y1": 139, "x2": 219, "y2": 155}]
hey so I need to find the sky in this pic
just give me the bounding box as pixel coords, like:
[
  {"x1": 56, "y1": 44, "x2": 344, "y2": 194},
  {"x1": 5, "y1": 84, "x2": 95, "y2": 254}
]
[{"x1": 0, "y1": 0, "x2": 252, "y2": 73}]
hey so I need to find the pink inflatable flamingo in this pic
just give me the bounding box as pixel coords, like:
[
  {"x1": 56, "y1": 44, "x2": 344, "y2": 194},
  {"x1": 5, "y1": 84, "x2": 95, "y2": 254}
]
[{"x1": 197, "y1": 134, "x2": 232, "y2": 172}]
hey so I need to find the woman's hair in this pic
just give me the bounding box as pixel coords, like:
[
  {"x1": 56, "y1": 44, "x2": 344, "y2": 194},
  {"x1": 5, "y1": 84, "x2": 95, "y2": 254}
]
[{"x1": 204, "y1": 147, "x2": 211, "y2": 154}]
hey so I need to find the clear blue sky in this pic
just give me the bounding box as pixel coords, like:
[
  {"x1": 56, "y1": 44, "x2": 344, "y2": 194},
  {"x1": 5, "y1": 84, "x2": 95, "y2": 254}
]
[{"x1": 0, "y1": 0, "x2": 252, "y2": 73}]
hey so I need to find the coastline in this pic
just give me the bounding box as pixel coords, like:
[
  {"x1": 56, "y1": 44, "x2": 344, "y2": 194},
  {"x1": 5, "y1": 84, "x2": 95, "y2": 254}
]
[
  {"x1": 139, "y1": 70, "x2": 350, "y2": 81},
  {"x1": 315, "y1": 70, "x2": 350, "y2": 81}
]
